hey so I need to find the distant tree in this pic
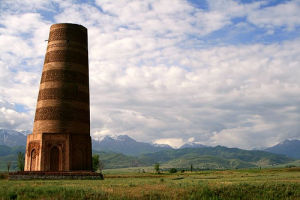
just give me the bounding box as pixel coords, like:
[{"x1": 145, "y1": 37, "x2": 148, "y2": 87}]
[
  {"x1": 169, "y1": 168, "x2": 177, "y2": 173},
  {"x1": 17, "y1": 152, "x2": 25, "y2": 171},
  {"x1": 92, "y1": 154, "x2": 100, "y2": 172},
  {"x1": 7, "y1": 161, "x2": 11, "y2": 173},
  {"x1": 154, "y1": 163, "x2": 160, "y2": 173},
  {"x1": 190, "y1": 164, "x2": 193, "y2": 172},
  {"x1": 98, "y1": 159, "x2": 104, "y2": 173}
]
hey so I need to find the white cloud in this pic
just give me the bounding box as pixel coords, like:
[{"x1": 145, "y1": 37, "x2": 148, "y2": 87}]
[
  {"x1": 247, "y1": 0, "x2": 300, "y2": 31},
  {"x1": 0, "y1": 100, "x2": 32, "y2": 130},
  {"x1": 188, "y1": 137, "x2": 195, "y2": 142},
  {"x1": 0, "y1": 0, "x2": 299, "y2": 149},
  {"x1": 154, "y1": 138, "x2": 185, "y2": 148}
]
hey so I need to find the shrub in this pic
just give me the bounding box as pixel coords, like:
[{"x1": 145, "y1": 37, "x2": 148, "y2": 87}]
[
  {"x1": 169, "y1": 168, "x2": 177, "y2": 173},
  {"x1": 17, "y1": 152, "x2": 24, "y2": 171},
  {"x1": 0, "y1": 172, "x2": 8, "y2": 179},
  {"x1": 154, "y1": 163, "x2": 160, "y2": 173},
  {"x1": 92, "y1": 154, "x2": 100, "y2": 172}
]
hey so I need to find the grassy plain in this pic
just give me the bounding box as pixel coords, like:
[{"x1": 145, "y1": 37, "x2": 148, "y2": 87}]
[{"x1": 0, "y1": 168, "x2": 300, "y2": 200}]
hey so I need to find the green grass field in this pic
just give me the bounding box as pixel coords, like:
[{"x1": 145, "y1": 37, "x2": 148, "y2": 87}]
[{"x1": 1, "y1": 168, "x2": 300, "y2": 200}]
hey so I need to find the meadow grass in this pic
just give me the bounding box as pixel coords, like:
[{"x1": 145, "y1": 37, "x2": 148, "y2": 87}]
[{"x1": 0, "y1": 168, "x2": 300, "y2": 200}]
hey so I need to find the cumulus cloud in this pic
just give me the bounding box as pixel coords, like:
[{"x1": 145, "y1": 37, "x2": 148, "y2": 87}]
[
  {"x1": 0, "y1": 100, "x2": 32, "y2": 130},
  {"x1": 0, "y1": 0, "x2": 299, "y2": 149},
  {"x1": 247, "y1": 0, "x2": 300, "y2": 31},
  {"x1": 154, "y1": 138, "x2": 185, "y2": 148}
]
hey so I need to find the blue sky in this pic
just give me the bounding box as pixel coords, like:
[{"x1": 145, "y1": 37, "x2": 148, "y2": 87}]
[{"x1": 0, "y1": 0, "x2": 300, "y2": 149}]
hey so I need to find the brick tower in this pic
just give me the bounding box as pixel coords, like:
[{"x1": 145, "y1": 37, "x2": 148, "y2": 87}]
[{"x1": 24, "y1": 23, "x2": 92, "y2": 171}]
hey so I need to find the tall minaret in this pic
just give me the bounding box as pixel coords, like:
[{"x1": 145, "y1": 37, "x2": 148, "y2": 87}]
[{"x1": 24, "y1": 23, "x2": 92, "y2": 171}]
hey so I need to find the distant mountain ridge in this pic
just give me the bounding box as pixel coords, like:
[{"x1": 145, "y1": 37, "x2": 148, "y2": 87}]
[
  {"x1": 0, "y1": 129, "x2": 27, "y2": 147},
  {"x1": 264, "y1": 139, "x2": 300, "y2": 159},
  {"x1": 92, "y1": 135, "x2": 173, "y2": 156},
  {"x1": 0, "y1": 129, "x2": 173, "y2": 155},
  {"x1": 1, "y1": 144, "x2": 294, "y2": 170},
  {"x1": 180, "y1": 142, "x2": 207, "y2": 149},
  {"x1": 138, "y1": 146, "x2": 294, "y2": 169},
  {"x1": 0, "y1": 128, "x2": 297, "y2": 171},
  {"x1": 1, "y1": 129, "x2": 299, "y2": 159}
]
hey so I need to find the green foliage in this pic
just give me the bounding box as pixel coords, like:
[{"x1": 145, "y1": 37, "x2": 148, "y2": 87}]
[
  {"x1": 169, "y1": 168, "x2": 177, "y2": 173},
  {"x1": 92, "y1": 154, "x2": 100, "y2": 172},
  {"x1": 188, "y1": 183, "x2": 300, "y2": 200},
  {"x1": 154, "y1": 163, "x2": 160, "y2": 173},
  {"x1": 17, "y1": 152, "x2": 24, "y2": 171},
  {"x1": 139, "y1": 146, "x2": 294, "y2": 170},
  {"x1": 0, "y1": 168, "x2": 299, "y2": 199},
  {"x1": 93, "y1": 150, "x2": 144, "y2": 169},
  {"x1": 0, "y1": 145, "x2": 25, "y2": 171},
  {"x1": 7, "y1": 161, "x2": 11, "y2": 172}
]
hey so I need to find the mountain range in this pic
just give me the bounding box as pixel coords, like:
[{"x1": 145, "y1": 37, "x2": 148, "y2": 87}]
[
  {"x1": 264, "y1": 140, "x2": 300, "y2": 159},
  {"x1": 0, "y1": 129, "x2": 299, "y2": 170},
  {"x1": 0, "y1": 129, "x2": 27, "y2": 147},
  {"x1": 0, "y1": 129, "x2": 299, "y2": 157},
  {"x1": 92, "y1": 135, "x2": 172, "y2": 156}
]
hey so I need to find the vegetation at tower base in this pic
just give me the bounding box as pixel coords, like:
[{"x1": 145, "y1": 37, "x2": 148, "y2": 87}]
[
  {"x1": 92, "y1": 154, "x2": 100, "y2": 172},
  {"x1": 0, "y1": 168, "x2": 300, "y2": 199},
  {"x1": 17, "y1": 152, "x2": 24, "y2": 171}
]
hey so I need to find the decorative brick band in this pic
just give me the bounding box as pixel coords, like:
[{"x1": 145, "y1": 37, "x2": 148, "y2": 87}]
[
  {"x1": 42, "y1": 63, "x2": 89, "y2": 75},
  {"x1": 41, "y1": 69, "x2": 88, "y2": 86},
  {"x1": 47, "y1": 43, "x2": 87, "y2": 52},
  {"x1": 49, "y1": 28, "x2": 87, "y2": 45},
  {"x1": 38, "y1": 87, "x2": 89, "y2": 103},
  {"x1": 34, "y1": 106, "x2": 90, "y2": 123},
  {"x1": 44, "y1": 50, "x2": 88, "y2": 65}
]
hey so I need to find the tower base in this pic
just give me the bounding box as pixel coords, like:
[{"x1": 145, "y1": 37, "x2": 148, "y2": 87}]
[{"x1": 25, "y1": 132, "x2": 92, "y2": 172}]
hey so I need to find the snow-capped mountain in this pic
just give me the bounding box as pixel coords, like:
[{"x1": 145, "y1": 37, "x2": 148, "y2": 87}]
[
  {"x1": 19, "y1": 130, "x2": 31, "y2": 135},
  {"x1": 2, "y1": 128, "x2": 298, "y2": 159},
  {"x1": 92, "y1": 135, "x2": 172, "y2": 156},
  {"x1": 0, "y1": 129, "x2": 27, "y2": 147}
]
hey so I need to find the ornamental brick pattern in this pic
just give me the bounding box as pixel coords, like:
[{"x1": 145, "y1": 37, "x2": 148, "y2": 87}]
[
  {"x1": 34, "y1": 106, "x2": 90, "y2": 123},
  {"x1": 38, "y1": 88, "x2": 89, "y2": 102},
  {"x1": 40, "y1": 69, "x2": 89, "y2": 86},
  {"x1": 25, "y1": 23, "x2": 92, "y2": 172},
  {"x1": 44, "y1": 50, "x2": 88, "y2": 65}
]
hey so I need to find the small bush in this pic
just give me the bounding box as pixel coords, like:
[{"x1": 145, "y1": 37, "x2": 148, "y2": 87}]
[
  {"x1": 154, "y1": 163, "x2": 160, "y2": 173},
  {"x1": 169, "y1": 168, "x2": 177, "y2": 173},
  {"x1": 0, "y1": 173, "x2": 8, "y2": 180}
]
